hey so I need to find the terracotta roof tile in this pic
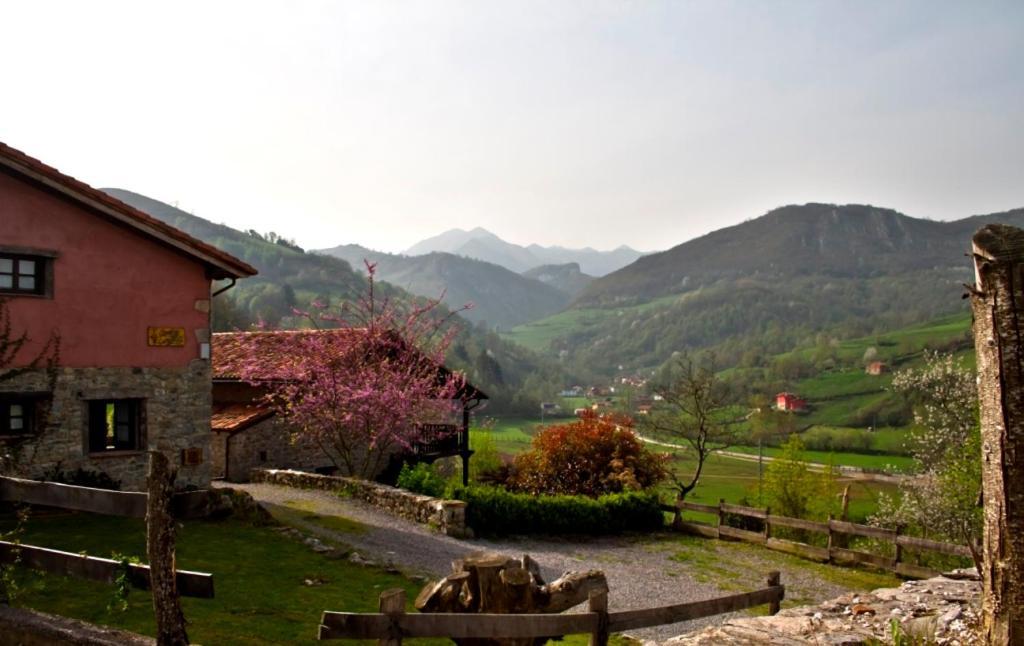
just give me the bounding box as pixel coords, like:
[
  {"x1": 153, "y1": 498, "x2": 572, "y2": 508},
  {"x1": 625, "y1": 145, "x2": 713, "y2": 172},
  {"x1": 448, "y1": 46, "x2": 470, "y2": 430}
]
[
  {"x1": 0, "y1": 141, "x2": 257, "y2": 279},
  {"x1": 211, "y1": 403, "x2": 275, "y2": 433}
]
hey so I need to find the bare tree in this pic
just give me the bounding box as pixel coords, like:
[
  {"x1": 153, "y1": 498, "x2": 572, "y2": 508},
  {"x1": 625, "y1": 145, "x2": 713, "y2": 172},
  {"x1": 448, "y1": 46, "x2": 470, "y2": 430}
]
[
  {"x1": 643, "y1": 356, "x2": 744, "y2": 500},
  {"x1": 0, "y1": 298, "x2": 59, "y2": 474}
]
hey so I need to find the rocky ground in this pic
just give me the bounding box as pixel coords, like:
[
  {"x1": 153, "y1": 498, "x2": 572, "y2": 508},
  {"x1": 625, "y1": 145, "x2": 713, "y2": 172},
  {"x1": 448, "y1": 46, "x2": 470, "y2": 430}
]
[{"x1": 665, "y1": 570, "x2": 981, "y2": 645}]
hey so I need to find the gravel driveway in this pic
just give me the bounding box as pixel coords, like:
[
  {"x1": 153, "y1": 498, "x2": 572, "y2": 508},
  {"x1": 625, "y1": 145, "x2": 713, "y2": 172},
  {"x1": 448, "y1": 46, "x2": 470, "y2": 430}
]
[{"x1": 225, "y1": 482, "x2": 891, "y2": 643}]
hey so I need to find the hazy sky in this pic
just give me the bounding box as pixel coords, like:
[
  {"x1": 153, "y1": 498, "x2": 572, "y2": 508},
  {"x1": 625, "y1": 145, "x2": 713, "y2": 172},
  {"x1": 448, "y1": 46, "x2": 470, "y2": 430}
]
[{"x1": 2, "y1": 1, "x2": 1022, "y2": 253}]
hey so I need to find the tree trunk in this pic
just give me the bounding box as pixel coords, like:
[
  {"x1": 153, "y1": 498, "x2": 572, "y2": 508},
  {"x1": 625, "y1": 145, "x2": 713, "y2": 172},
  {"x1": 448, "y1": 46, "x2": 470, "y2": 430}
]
[
  {"x1": 971, "y1": 224, "x2": 1024, "y2": 645},
  {"x1": 147, "y1": 451, "x2": 189, "y2": 646}
]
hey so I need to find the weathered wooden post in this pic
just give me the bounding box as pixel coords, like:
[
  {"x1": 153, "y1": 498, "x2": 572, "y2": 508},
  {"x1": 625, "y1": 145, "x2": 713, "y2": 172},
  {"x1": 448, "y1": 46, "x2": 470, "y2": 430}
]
[
  {"x1": 766, "y1": 571, "x2": 781, "y2": 615},
  {"x1": 147, "y1": 451, "x2": 189, "y2": 646},
  {"x1": 588, "y1": 589, "x2": 608, "y2": 646},
  {"x1": 971, "y1": 224, "x2": 1024, "y2": 644},
  {"x1": 378, "y1": 588, "x2": 406, "y2": 646}
]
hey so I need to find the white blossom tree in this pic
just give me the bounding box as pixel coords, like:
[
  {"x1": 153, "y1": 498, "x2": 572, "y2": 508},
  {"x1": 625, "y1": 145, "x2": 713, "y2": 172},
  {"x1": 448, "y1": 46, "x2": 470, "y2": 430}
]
[{"x1": 872, "y1": 351, "x2": 982, "y2": 568}]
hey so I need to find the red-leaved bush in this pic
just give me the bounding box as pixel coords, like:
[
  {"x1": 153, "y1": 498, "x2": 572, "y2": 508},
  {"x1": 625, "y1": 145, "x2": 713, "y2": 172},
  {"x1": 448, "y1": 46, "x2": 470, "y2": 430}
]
[{"x1": 508, "y1": 412, "x2": 668, "y2": 497}]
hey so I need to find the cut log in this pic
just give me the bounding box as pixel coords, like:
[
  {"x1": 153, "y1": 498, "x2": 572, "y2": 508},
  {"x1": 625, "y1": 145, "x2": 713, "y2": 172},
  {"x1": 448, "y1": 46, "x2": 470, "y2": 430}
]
[{"x1": 416, "y1": 552, "x2": 609, "y2": 646}]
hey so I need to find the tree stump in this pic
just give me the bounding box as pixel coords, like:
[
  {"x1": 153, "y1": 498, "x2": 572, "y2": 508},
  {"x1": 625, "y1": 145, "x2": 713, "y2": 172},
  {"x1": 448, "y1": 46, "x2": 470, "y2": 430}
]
[
  {"x1": 971, "y1": 224, "x2": 1024, "y2": 644},
  {"x1": 415, "y1": 551, "x2": 608, "y2": 646}
]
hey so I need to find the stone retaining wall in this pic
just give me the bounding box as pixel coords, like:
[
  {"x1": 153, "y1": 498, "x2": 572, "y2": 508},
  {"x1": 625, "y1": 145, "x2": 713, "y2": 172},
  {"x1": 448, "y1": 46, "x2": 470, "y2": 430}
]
[{"x1": 251, "y1": 468, "x2": 469, "y2": 538}]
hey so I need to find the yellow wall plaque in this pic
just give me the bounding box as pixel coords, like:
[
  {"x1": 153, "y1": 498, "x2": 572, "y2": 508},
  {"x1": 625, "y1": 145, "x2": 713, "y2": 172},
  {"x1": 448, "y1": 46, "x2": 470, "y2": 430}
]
[{"x1": 147, "y1": 327, "x2": 186, "y2": 347}]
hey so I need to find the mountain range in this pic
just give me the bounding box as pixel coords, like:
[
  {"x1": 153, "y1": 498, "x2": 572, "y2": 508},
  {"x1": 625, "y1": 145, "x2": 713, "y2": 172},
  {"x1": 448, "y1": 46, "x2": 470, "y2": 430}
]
[
  {"x1": 509, "y1": 203, "x2": 1024, "y2": 377},
  {"x1": 404, "y1": 227, "x2": 645, "y2": 276},
  {"x1": 315, "y1": 244, "x2": 572, "y2": 328}
]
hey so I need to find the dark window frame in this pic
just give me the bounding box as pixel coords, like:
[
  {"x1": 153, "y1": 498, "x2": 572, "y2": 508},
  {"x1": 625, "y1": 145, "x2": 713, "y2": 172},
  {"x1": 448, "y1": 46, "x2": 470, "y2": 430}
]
[
  {"x1": 0, "y1": 393, "x2": 48, "y2": 439},
  {"x1": 0, "y1": 252, "x2": 47, "y2": 296},
  {"x1": 87, "y1": 399, "x2": 146, "y2": 453}
]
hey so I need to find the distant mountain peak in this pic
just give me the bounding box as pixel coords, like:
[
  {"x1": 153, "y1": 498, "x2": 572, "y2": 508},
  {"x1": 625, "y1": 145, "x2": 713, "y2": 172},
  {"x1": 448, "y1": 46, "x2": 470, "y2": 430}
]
[{"x1": 404, "y1": 229, "x2": 649, "y2": 276}]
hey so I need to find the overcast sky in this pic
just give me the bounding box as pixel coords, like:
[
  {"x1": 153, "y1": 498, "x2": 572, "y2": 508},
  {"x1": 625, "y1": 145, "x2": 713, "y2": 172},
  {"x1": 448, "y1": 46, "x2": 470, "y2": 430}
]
[{"x1": 2, "y1": 1, "x2": 1022, "y2": 253}]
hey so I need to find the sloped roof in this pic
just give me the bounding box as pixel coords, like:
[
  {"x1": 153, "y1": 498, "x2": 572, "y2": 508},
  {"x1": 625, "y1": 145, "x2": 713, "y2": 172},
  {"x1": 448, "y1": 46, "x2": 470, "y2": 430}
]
[
  {"x1": 0, "y1": 141, "x2": 257, "y2": 280},
  {"x1": 211, "y1": 403, "x2": 276, "y2": 433},
  {"x1": 212, "y1": 329, "x2": 487, "y2": 400}
]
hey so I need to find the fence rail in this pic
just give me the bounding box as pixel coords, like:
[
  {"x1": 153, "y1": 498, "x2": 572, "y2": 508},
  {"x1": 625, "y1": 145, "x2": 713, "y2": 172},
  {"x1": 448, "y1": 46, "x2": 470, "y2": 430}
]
[
  {"x1": 0, "y1": 541, "x2": 214, "y2": 598},
  {"x1": 0, "y1": 474, "x2": 215, "y2": 598},
  {"x1": 319, "y1": 573, "x2": 783, "y2": 643},
  {"x1": 0, "y1": 475, "x2": 210, "y2": 519},
  {"x1": 662, "y1": 498, "x2": 970, "y2": 579}
]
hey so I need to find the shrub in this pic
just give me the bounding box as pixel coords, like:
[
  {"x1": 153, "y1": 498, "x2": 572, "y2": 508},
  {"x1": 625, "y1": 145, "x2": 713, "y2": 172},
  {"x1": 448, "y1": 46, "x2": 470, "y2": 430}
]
[
  {"x1": 508, "y1": 412, "x2": 668, "y2": 496},
  {"x1": 396, "y1": 462, "x2": 447, "y2": 498},
  {"x1": 444, "y1": 483, "x2": 663, "y2": 536}
]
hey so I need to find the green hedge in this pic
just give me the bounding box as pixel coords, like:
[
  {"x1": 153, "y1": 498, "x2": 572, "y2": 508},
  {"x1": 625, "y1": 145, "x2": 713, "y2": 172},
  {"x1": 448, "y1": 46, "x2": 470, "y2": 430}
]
[{"x1": 445, "y1": 483, "x2": 664, "y2": 536}]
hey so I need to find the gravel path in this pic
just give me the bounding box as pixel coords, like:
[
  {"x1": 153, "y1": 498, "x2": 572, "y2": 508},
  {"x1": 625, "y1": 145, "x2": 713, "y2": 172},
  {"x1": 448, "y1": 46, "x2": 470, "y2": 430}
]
[{"x1": 225, "y1": 482, "x2": 890, "y2": 643}]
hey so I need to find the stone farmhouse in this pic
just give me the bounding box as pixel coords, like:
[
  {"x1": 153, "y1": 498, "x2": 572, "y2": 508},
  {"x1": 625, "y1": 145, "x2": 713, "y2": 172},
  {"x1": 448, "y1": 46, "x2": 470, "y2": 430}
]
[
  {"x1": 210, "y1": 330, "x2": 487, "y2": 483},
  {"x1": 0, "y1": 141, "x2": 256, "y2": 490}
]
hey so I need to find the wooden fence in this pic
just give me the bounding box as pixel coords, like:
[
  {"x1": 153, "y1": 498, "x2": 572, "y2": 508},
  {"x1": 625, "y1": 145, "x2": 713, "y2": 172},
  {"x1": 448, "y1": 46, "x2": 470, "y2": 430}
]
[
  {"x1": 318, "y1": 573, "x2": 783, "y2": 644},
  {"x1": 0, "y1": 474, "x2": 214, "y2": 598},
  {"x1": 662, "y1": 498, "x2": 972, "y2": 579}
]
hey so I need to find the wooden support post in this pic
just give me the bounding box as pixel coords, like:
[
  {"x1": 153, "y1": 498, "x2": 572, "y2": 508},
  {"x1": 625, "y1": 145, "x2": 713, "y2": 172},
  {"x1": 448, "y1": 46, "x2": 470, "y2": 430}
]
[
  {"x1": 146, "y1": 451, "x2": 189, "y2": 646},
  {"x1": 766, "y1": 571, "x2": 781, "y2": 615},
  {"x1": 588, "y1": 589, "x2": 609, "y2": 646},
  {"x1": 717, "y1": 499, "x2": 725, "y2": 529},
  {"x1": 379, "y1": 588, "x2": 406, "y2": 646},
  {"x1": 461, "y1": 406, "x2": 471, "y2": 487},
  {"x1": 894, "y1": 524, "x2": 904, "y2": 572},
  {"x1": 826, "y1": 514, "x2": 835, "y2": 563},
  {"x1": 971, "y1": 224, "x2": 1024, "y2": 645},
  {"x1": 763, "y1": 506, "x2": 771, "y2": 541}
]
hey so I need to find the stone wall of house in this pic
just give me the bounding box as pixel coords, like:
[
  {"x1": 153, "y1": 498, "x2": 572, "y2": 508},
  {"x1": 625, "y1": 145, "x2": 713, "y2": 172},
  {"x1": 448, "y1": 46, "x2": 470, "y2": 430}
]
[
  {"x1": 215, "y1": 417, "x2": 331, "y2": 482},
  {"x1": 252, "y1": 468, "x2": 469, "y2": 538},
  {"x1": 1, "y1": 362, "x2": 211, "y2": 491},
  {"x1": 215, "y1": 415, "x2": 409, "y2": 484}
]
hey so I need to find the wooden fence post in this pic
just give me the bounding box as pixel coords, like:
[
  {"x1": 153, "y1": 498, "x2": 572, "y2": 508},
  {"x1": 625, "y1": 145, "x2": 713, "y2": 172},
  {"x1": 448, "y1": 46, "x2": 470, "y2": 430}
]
[
  {"x1": 826, "y1": 514, "x2": 835, "y2": 563},
  {"x1": 894, "y1": 524, "x2": 904, "y2": 572},
  {"x1": 588, "y1": 589, "x2": 609, "y2": 646},
  {"x1": 766, "y1": 571, "x2": 781, "y2": 615},
  {"x1": 971, "y1": 224, "x2": 1024, "y2": 644},
  {"x1": 717, "y1": 499, "x2": 725, "y2": 529},
  {"x1": 763, "y1": 506, "x2": 771, "y2": 541},
  {"x1": 379, "y1": 588, "x2": 406, "y2": 646},
  {"x1": 147, "y1": 451, "x2": 189, "y2": 646}
]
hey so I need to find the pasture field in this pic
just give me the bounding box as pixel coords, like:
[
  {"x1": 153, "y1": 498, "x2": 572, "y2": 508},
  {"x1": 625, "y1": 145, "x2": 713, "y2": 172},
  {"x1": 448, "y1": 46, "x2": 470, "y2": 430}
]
[
  {"x1": 724, "y1": 444, "x2": 915, "y2": 472},
  {"x1": 502, "y1": 294, "x2": 685, "y2": 353}
]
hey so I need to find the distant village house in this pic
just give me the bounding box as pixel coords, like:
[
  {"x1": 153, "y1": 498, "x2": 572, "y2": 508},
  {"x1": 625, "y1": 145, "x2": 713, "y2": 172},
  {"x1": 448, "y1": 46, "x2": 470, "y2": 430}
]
[
  {"x1": 865, "y1": 361, "x2": 888, "y2": 376},
  {"x1": 775, "y1": 392, "x2": 808, "y2": 413}
]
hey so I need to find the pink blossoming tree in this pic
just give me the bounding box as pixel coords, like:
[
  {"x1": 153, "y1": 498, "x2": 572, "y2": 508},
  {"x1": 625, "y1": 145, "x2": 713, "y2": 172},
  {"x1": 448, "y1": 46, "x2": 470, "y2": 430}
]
[{"x1": 237, "y1": 263, "x2": 468, "y2": 479}]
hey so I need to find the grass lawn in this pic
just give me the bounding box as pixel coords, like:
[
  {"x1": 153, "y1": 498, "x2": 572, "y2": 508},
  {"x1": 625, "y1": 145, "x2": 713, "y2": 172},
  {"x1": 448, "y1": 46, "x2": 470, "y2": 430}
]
[
  {"x1": 0, "y1": 510, "x2": 641, "y2": 646},
  {"x1": 1, "y1": 511, "x2": 437, "y2": 645}
]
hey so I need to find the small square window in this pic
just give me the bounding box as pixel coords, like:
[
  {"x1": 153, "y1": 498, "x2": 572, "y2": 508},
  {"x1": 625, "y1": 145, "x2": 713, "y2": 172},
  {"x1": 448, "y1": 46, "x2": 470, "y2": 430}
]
[
  {"x1": 0, "y1": 252, "x2": 47, "y2": 296},
  {"x1": 1, "y1": 400, "x2": 34, "y2": 436},
  {"x1": 87, "y1": 399, "x2": 144, "y2": 452}
]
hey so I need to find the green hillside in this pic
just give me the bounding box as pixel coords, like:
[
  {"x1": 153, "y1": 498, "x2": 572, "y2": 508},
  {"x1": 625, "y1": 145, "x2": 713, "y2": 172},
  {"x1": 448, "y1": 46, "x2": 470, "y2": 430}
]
[{"x1": 503, "y1": 204, "x2": 1022, "y2": 378}]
